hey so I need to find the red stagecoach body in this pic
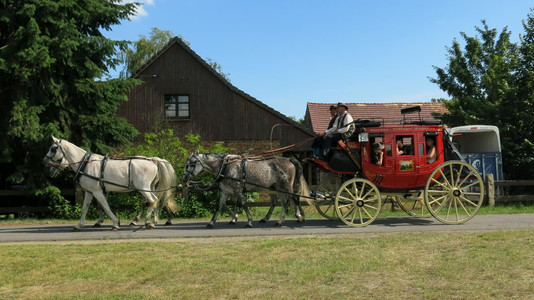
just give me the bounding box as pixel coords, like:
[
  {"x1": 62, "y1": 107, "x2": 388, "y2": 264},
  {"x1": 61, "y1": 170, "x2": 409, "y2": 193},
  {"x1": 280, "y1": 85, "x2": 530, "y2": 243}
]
[{"x1": 308, "y1": 123, "x2": 446, "y2": 191}]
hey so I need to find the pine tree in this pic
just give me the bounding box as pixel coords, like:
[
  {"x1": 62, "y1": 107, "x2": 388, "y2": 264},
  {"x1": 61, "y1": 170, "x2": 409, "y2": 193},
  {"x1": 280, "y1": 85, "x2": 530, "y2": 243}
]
[{"x1": 0, "y1": 0, "x2": 141, "y2": 189}]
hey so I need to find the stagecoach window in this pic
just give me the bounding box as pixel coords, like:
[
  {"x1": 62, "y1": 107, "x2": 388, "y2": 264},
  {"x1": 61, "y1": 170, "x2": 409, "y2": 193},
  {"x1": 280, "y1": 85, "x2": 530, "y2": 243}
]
[
  {"x1": 419, "y1": 143, "x2": 424, "y2": 156},
  {"x1": 164, "y1": 95, "x2": 190, "y2": 119}
]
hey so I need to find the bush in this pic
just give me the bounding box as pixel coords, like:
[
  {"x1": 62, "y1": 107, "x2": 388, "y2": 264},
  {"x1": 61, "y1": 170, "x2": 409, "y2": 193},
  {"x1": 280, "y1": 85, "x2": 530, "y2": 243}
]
[{"x1": 37, "y1": 186, "x2": 81, "y2": 219}]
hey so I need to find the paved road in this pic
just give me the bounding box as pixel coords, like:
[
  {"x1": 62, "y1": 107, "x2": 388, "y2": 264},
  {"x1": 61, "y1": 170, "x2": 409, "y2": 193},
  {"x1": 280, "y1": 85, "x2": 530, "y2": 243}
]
[{"x1": 0, "y1": 214, "x2": 532, "y2": 243}]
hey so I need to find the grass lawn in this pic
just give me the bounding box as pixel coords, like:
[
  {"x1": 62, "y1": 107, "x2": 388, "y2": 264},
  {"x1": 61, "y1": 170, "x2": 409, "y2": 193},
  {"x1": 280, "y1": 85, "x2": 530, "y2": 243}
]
[{"x1": 0, "y1": 230, "x2": 532, "y2": 299}]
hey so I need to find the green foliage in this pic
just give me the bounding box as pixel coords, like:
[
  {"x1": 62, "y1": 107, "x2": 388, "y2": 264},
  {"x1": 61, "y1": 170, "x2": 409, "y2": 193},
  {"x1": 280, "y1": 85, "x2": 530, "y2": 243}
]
[
  {"x1": 37, "y1": 186, "x2": 80, "y2": 219},
  {"x1": 118, "y1": 27, "x2": 189, "y2": 77},
  {"x1": 0, "y1": 0, "x2": 140, "y2": 189},
  {"x1": 431, "y1": 10, "x2": 534, "y2": 179},
  {"x1": 113, "y1": 129, "x2": 229, "y2": 218}
]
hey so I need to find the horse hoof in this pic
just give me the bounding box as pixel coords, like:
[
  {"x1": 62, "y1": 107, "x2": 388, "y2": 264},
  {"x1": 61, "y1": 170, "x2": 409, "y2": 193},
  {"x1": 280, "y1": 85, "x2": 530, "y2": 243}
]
[
  {"x1": 206, "y1": 224, "x2": 214, "y2": 229},
  {"x1": 228, "y1": 221, "x2": 236, "y2": 225},
  {"x1": 275, "y1": 222, "x2": 283, "y2": 227},
  {"x1": 145, "y1": 224, "x2": 155, "y2": 230},
  {"x1": 245, "y1": 224, "x2": 253, "y2": 228},
  {"x1": 259, "y1": 219, "x2": 266, "y2": 223},
  {"x1": 92, "y1": 223, "x2": 101, "y2": 228},
  {"x1": 129, "y1": 222, "x2": 137, "y2": 227},
  {"x1": 72, "y1": 227, "x2": 81, "y2": 232},
  {"x1": 112, "y1": 226, "x2": 120, "y2": 231},
  {"x1": 297, "y1": 218, "x2": 305, "y2": 223},
  {"x1": 164, "y1": 221, "x2": 172, "y2": 226}
]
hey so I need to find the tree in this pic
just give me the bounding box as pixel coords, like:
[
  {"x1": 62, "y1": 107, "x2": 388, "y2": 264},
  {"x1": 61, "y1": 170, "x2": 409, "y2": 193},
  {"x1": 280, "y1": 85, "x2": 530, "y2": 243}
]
[
  {"x1": 118, "y1": 27, "x2": 189, "y2": 78},
  {"x1": 0, "y1": 0, "x2": 141, "y2": 189},
  {"x1": 119, "y1": 27, "x2": 231, "y2": 81},
  {"x1": 430, "y1": 14, "x2": 534, "y2": 179}
]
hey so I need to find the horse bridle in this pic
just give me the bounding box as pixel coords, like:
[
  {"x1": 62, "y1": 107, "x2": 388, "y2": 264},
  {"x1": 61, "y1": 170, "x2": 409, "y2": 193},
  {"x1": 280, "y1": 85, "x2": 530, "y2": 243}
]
[
  {"x1": 183, "y1": 154, "x2": 227, "y2": 183},
  {"x1": 44, "y1": 139, "x2": 65, "y2": 166}
]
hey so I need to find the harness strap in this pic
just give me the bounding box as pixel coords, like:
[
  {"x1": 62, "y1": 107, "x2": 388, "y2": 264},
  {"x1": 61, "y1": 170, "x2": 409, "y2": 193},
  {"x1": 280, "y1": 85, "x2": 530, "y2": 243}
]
[
  {"x1": 74, "y1": 152, "x2": 92, "y2": 182},
  {"x1": 214, "y1": 155, "x2": 229, "y2": 183},
  {"x1": 128, "y1": 159, "x2": 133, "y2": 190},
  {"x1": 100, "y1": 154, "x2": 109, "y2": 194},
  {"x1": 241, "y1": 159, "x2": 247, "y2": 194}
]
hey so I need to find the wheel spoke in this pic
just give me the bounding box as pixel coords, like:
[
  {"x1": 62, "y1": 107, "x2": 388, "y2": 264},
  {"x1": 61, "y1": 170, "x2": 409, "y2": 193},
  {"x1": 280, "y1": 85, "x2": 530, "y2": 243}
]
[
  {"x1": 361, "y1": 206, "x2": 373, "y2": 219},
  {"x1": 459, "y1": 195, "x2": 478, "y2": 208},
  {"x1": 343, "y1": 186, "x2": 356, "y2": 200},
  {"x1": 459, "y1": 179, "x2": 480, "y2": 190},
  {"x1": 454, "y1": 164, "x2": 464, "y2": 186},
  {"x1": 456, "y1": 196, "x2": 472, "y2": 216},
  {"x1": 446, "y1": 197, "x2": 453, "y2": 220},
  {"x1": 437, "y1": 169, "x2": 452, "y2": 188},
  {"x1": 361, "y1": 188, "x2": 374, "y2": 200},
  {"x1": 458, "y1": 171, "x2": 477, "y2": 187},
  {"x1": 427, "y1": 189, "x2": 449, "y2": 194},
  {"x1": 428, "y1": 194, "x2": 448, "y2": 206},
  {"x1": 431, "y1": 176, "x2": 451, "y2": 190},
  {"x1": 338, "y1": 195, "x2": 356, "y2": 203},
  {"x1": 363, "y1": 203, "x2": 379, "y2": 212}
]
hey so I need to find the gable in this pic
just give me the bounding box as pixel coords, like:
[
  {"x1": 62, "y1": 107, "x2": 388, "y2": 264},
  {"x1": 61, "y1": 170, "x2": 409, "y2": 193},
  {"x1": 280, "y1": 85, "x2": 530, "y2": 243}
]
[{"x1": 118, "y1": 37, "x2": 314, "y2": 150}]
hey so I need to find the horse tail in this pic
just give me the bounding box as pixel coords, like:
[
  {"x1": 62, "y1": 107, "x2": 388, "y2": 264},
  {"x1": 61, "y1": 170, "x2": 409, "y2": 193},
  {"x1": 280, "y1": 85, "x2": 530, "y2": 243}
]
[
  {"x1": 289, "y1": 157, "x2": 312, "y2": 207},
  {"x1": 155, "y1": 159, "x2": 180, "y2": 213}
]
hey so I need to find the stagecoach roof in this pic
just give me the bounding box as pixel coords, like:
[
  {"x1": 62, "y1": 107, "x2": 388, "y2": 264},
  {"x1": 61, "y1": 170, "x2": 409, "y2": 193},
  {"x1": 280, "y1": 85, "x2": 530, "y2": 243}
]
[{"x1": 305, "y1": 102, "x2": 448, "y2": 134}]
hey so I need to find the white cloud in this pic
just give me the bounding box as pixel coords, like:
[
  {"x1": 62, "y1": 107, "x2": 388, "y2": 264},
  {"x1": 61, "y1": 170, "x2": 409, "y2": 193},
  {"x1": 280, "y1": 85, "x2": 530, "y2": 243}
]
[{"x1": 120, "y1": 0, "x2": 155, "y2": 19}]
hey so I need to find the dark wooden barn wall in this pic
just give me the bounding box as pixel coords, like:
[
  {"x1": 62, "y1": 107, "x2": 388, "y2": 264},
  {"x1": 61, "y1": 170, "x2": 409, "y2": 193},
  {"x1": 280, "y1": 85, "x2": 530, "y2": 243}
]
[{"x1": 117, "y1": 43, "x2": 312, "y2": 148}]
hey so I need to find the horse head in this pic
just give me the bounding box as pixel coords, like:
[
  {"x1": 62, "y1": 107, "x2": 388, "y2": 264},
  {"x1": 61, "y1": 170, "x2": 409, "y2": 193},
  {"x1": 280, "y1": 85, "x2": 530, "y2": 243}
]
[
  {"x1": 182, "y1": 152, "x2": 206, "y2": 184},
  {"x1": 43, "y1": 136, "x2": 68, "y2": 177},
  {"x1": 182, "y1": 152, "x2": 228, "y2": 184}
]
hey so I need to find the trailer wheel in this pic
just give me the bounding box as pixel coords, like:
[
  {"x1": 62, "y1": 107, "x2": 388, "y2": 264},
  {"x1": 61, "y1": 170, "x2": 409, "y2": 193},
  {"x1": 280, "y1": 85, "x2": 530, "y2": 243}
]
[
  {"x1": 424, "y1": 161, "x2": 484, "y2": 224},
  {"x1": 335, "y1": 178, "x2": 382, "y2": 227}
]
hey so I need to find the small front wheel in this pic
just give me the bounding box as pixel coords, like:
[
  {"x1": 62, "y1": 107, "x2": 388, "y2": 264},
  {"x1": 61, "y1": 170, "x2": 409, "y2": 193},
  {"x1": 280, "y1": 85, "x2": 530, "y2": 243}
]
[{"x1": 335, "y1": 178, "x2": 382, "y2": 227}]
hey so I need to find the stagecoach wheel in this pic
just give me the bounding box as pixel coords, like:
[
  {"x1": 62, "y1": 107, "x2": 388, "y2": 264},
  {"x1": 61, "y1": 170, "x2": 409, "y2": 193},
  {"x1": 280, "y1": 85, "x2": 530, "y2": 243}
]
[
  {"x1": 335, "y1": 178, "x2": 382, "y2": 227},
  {"x1": 424, "y1": 161, "x2": 484, "y2": 224},
  {"x1": 395, "y1": 194, "x2": 431, "y2": 218},
  {"x1": 313, "y1": 172, "x2": 341, "y2": 220}
]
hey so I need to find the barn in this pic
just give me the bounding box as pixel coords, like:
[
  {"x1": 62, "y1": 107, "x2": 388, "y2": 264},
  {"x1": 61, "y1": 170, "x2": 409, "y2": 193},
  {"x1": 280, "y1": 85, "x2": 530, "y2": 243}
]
[{"x1": 117, "y1": 37, "x2": 315, "y2": 154}]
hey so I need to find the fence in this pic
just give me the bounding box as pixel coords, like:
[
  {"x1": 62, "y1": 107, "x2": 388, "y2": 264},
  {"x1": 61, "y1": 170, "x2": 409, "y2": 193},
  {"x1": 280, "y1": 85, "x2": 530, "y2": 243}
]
[{"x1": 486, "y1": 175, "x2": 534, "y2": 206}]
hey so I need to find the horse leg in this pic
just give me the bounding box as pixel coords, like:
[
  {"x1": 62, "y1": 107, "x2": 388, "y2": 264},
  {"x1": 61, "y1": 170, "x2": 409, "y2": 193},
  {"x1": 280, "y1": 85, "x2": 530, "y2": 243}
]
[
  {"x1": 130, "y1": 202, "x2": 147, "y2": 226},
  {"x1": 226, "y1": 204, "x2": 238, "y2": 225},
  {"x1": 260, "y1": 194, "x2": 277, "y2": 223},
  {"x1": 74, "y1": 191, "x2": 93, "y2": 231},
  {"x1": 238, "y1": 193, "x2": 254, "y2": 228},
  {"x1": 92, "y1": 203, "x2": 105, "y2": 227},
  {"x1": 276, "y1": 194, "x2": 288, "y2": 227},
  {"x1": 139, "y1": 191, "x2": 158, "y2": 229},
  {"x1": 293, "y1": 195, "x2": 305, "y2": 223},
  {"x1": 207, "y1": 193, "x2": 229, "y2": 228},
  {"x1": 92, "y1": 191, "x2": 120, "y2": 230},
  {"x1": 164, "y1": 204, "x2": 173, "y2": 226}
]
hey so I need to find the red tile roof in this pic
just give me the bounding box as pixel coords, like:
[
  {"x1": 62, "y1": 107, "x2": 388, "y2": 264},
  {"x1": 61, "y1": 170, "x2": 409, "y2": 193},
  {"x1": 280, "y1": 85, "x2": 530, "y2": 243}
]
[{"x1": 306, "y1": 102, "x2": 448, "y2": 134}]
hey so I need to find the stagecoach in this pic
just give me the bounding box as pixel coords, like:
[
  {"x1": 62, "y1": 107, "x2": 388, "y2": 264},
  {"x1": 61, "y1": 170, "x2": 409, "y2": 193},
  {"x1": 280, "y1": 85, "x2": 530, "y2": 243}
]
[{"x1": 305, "y1": 106, "x2": 487, "y2": 227}]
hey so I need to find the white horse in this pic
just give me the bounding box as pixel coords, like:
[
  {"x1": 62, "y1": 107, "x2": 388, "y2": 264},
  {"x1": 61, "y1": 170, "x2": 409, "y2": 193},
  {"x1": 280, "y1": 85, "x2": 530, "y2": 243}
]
[
  {"x1": 183, "y1": 153, "x2": 311, "y2": 228},
  {"x1": 43, "y1": 136, "x2": 179, "y2": 230}
]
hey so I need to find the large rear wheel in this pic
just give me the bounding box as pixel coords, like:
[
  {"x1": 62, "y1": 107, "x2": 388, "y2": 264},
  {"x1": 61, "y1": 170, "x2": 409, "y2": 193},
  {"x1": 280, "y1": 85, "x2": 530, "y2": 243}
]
[
  {"x1": 424, "y1": 161, "x2": 484, "y2": 224},
  {"x1": 335, "y1": 178, "x2": 382, "y2": 227}
]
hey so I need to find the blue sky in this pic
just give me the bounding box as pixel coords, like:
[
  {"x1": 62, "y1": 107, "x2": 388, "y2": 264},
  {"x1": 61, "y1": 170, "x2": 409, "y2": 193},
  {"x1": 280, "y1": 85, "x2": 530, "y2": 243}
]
[{"x1": 105, "y1": 1, "x2": 533, "y2": 119}]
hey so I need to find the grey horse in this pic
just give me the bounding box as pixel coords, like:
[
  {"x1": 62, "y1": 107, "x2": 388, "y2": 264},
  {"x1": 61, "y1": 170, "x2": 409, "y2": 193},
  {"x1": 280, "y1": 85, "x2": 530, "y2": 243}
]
[{"x1": 183, "y1": 152, "x2": 310, "y2": 228}]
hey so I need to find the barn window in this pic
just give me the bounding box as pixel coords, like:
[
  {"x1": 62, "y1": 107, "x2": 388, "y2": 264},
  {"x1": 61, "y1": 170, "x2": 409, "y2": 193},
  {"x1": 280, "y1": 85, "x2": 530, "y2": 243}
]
[{"x1": 164, "y1": 95, "x2": 189, "y2": 119}]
